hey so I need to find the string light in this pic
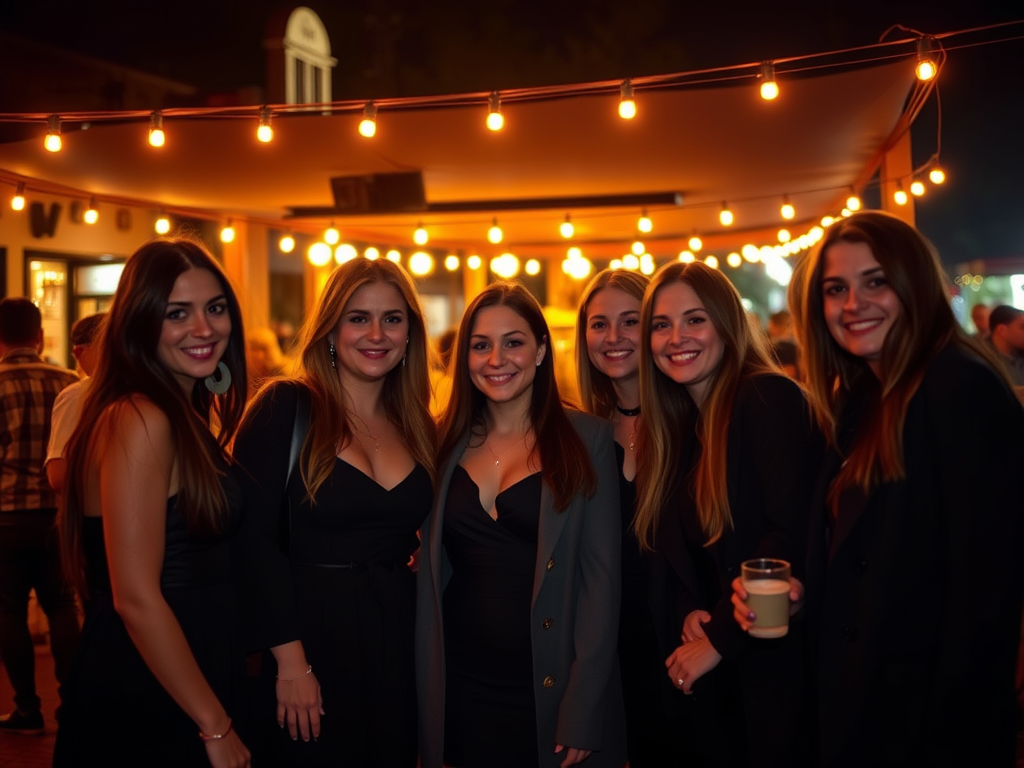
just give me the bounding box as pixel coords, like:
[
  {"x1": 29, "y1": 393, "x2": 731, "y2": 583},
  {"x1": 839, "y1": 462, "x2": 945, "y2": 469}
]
[
  {"x1": 445, "y1": 254, "x2": 460, "y2": 271},
  {"x1": 929, "y1": 165, "x2": 946, "y2": 184},
  {"x1": 639, "y1": 253, "x2": 655, "y2": 275},
  {"x1": 220, "y1": 220, "x2": 236, "y2": 243},
  {"x1": 11, "y1": 183, "x2": 26, "y2": 211},
  {"x1": 148, "y1": 111, "x2": 165, "y2": 147},
  {"x1": 413, "y1": 223, "x2": 429, "y2": 245},
  {"x1": 631, "y1": 241, "x2": 645, "y2": 256},
  {"x1": 335, "y1": 243, "x2": 357, "y2": 264},
  {"x1": 44, "y1": 115, "x2": 62, "y2": 152},
  {"x1": 155, "y1": 212, "x2": 171, "y2": 235},
  {"x1": 893, "y1": 182, "x2": 908, "y2": 206},
  {"x1": 780, "y1": 196, "x2": 795, "y2": 220},
  {"x1": 365, "y1": 247, "x2": 380, "y2": 260},
  {"x1": 386, "y1": 249, "x2": 402, "y2": 263},
  {"x1": 257, "y1": 107, "x2": 273, "y2": 143},
  {"x1": 618, "y1": 79, "x2": 636, "y2": 120},
  {"x1": 915, "y1": 37, "x2": 937, "y2": 81},
  {"x1": 622, "y1": 253, "x2": 640, "y2": 270},
  {"x1": 727, "y1": 252, "x2": 742, "y2": 268},
  {"x1": 719, "y1": 202, "x2": 734, "y2": 226},
  {"x1": 467, "y1": 254, "x2": 482, "y2": 270},
  {"x1": 846, "y1": 192, "x2": 862, "y2": 211},
  {"x1": 778, "y1": 229, "x2": 791, "y2": 243},
  {"x1": 279, "y1": 232, "x2": 296, "y2": 253},
  {"x1": 324, "y1": 223, "x2": 340, "y2": 245},
  {"x1": 759, "y1": 62, "x2": 779, "y2": 101},
  {"x1": 487, "y1": 92, "x2": 504, "y2": 131},
  {"x1": 821, "y1": 215, "x2": 835, "y2": 227},
  {"x1": 491, "y1": 253, "x2": 520, "y2": 278},
  {"x1": 704, "y1": 255, "x2": 719, "y2": 269},
  {"x1": 359, "y1": 102, "x2": 377, "y2": 138},
  {"x1": 910, "y1": 180, "x2": 926, "y2": 197},
  {"x1": 637, "y1": 210, "x2": 652, "y2": 233},
  {"x1": 742, "y1": 244, "x2": 760, "y2": 263},
  {"x1": 678, "y1": 251, "x2": 695, "y2": 263},
  {"x1": 688, "y1": 235, "x2": 702, "y2": 252},
  {"x1": 487, "y1": 218, "x2": 503, "y2": 244},
  {"x1": 309, "y1": 242, "x2": 332, "y2": 266},
  {"x1": 560, "y1": 215, "x2": 574, "y2": 239},
  {"x1": 525, "y1": 258, "x2": 541, "y2": 276},
  {"x1": 409, "y1": 251, "x2": 434, "y2": 275},
  {"x1": 83, "y1": 197, "x2": 98, "y2": 225}
]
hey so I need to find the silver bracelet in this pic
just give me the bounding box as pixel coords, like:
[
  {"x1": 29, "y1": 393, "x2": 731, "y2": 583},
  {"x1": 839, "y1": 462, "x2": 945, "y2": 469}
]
[{"x1": 277, "y1": 664, "x2": 312, "y2": 682}]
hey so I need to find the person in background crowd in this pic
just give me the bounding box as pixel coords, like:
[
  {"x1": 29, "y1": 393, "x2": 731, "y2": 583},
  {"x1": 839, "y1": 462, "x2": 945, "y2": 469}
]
[
  {"x1": 245, "y1": 327, "x2": 288, "y2": 395},
  {"x1": 430, "y1": 327, "x2": 457, "y2": 417},
  {"x1": 971, "y1": 302, "x2": 991, "y2": 339},
  {"x1": 53, "y1": 238, "x2": 250, "y2": 767},
  {"x1": 767, "y1": 310, "x2": 801, "y2": 379},
  {"x1": 0, "y1": 298, "x2": 81, "y2": 735},
  {"x1": 45, "y1": 313, "x2": 106, "y2": 495},
  {"x1": 234, "y1": 258, "x2": 435, "y2": 767},
  {"x1": 986, "y1": 304, "x2": 1024, "y2": 388},
  {"x1": 575, "y1": 269, "x2": 676, "y2": 767},
  {"x1": 417, "y1": 281, "x2": 625, "y2": 768},
  {"x1": 634, "y1": 262, "x2": 816, "y2": 767},
  {"x1": 735, "y1": 211, "x2": 1024, "y2": 767}
]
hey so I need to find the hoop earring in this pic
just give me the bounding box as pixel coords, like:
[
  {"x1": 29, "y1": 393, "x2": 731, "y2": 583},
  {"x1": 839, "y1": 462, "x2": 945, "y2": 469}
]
[
  {"x1": 329, "y1": 340, "x2": 336, "y2": 369},
  {"x1": 204, "y1": 361, "x2": 232, "y2": 395}
]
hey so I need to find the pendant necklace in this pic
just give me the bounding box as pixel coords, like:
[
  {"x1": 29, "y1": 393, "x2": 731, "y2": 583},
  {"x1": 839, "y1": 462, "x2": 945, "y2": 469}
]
[
  {"x1": 615, "y1": 404, "x2": 640, "y2": 452},
  {"x1": 349, "y1": 412, "x2": 384, "y2": 453},
  {"x1": 485, "y1": 432, "x2": 528, "y2": 466}
]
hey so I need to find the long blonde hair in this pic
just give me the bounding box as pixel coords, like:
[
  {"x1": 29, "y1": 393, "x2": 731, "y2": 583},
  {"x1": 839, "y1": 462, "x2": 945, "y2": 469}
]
[
  {"x1": 792, "y1": 211, "x2": 1007, "y2": 513},
  {"x1": 634, "y1": 261, "x2": 779, "y2": 550},
  {"x1": 289, "y1": 259, "x2": 436, "y2": 499},
  {"x1": 574, "y1": 269, "x2": 649, "y2": 418}
]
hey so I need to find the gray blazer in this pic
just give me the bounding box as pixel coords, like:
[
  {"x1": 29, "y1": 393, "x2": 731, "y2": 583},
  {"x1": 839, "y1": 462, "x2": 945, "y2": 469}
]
[{"x1": 416, "y1": 410, "x2": 626, "y2": 768}]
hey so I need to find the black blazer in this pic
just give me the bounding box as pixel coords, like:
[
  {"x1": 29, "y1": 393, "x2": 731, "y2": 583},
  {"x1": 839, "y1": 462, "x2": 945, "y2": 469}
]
[
  {"x1": 654, "y1": 373, "x2": 820, "y2": 767},
  {"x1": 806, "y1": 344, "x2": 1024, "y2": 768}
]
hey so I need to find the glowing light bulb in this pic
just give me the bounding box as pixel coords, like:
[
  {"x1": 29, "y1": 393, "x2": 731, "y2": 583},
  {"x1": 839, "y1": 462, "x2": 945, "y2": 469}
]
[
  {"x1": 257, "y1": 107, "x2": 273, "y2": 143},
  {"x1": 760, "y1": 62, "x2": 779, "y2": 100},
  {"x1": 413, "y1": 224, "x2": 428, "y2": 245},
  {"x1": 279, "y1": 233, "x2": 296, "y2": 253},
  {"x1": 704, "y1": 255, "x2": 719, "y2": 270},
  {"x1": 491, "y1": 253, "x2": 519, "y2": 278},
  {"x1": 910, "y1": 180, "x2": 926, "y2": 197},
  {"x1": 44, "y1": 115, "x2": 62, "y2": 152},
  {"x1": 335, "y1": 244, "x2": 358, "y2": 264},
  {"x1": 365, "y1": 247, "x2": 380, "y2": 260},
  {"x1": 11, "y1": 183, "x2": 25, "y2": 211},
  {"x1": 525, "y1": 259, "x2": 541, "y2": 276},
  {"x1": 386, "y1": 250, "x2": 402, "y2": 263},
  {"x1": 846, "y1": 194, "x2": 861, "y2": 211},
  {"x1": 220, "y1": 221, "x2": 236, "y2": 243},
  {"x1": 560, "y1": 215, "x2": 574, "y2": 239},
  {"x1": 688, "y1": 236, "x2": 702, "y2": 252},
  {"x1": 610, "y1": 259, "x2": 623, "y2": 270},
  {"x1": 741, "y1": 244, "x2": 760, "y2": 263},
  {"x1": 631, "y1": 241, "x2": 644, "y2": 256},
  {"x1": 445, "y1": 255, "x2": 460, "y2": 271},
  {"x1": 821, "y1": 215, "x2": 834, "y2": 227},
  {"x1": 915, "y1": 38, "x2": 937, "y2": 81},
  {"x1": 780, "y1": 197, "x2": 795, "y2": 220},
  {"x1": 678, "y1": 251, "x2": 695, "y2": 263},
  {"x1": 486, "y1": 92, "x2": 503, "y2": 131},
  {"x1": 488, "y1": 219, "x2": 503, "y2": 244},
  {"x1": 324, "y1": 224, "x2": 340, "y2": 245},
  {"x1": 467, "y1": 254, "x2": 482, "y2": 270},
  {"x1": 567, "y1": 246, "x2": 583, "y2": 260},
  {"x1": 409, "y1": 251, "x2": 433, "y2": 275},
  {"x1": 155, "y1": 214, "x2": 171, "y2": 235},
  {"x1": 359, "y1": 102, "x2": 377, "y2": 138},
  {"x1": 623, "y1": 254, "x2": 640, "y2": 270},
  {"x1": 148, "y1": 111, "x2": 165, "y2": 147},
  {"x1": 894, "y1": 184, "x2": 908, "y2": 206},
  {"x1": 929, "y1": 166, "x2": 946, "y2": 184},
  {"x1": 638, "y1": 211, "x2": 652, "y2": 233},
  {"x1": 719, "y1": 203, "x2": 734, "y2": 226},
  {"x1": 618, "y1": 79, "x2": 636, "y2": 120},
  {"x1": 778, "y1": 229, "x2": 791, "y2": 243},
  {"x1": 83, "y1": 197, "x2": 98, "y2": 225},
  {"x1": 727, "y1": 253, "x2": 742, "y2": 268},
  {"x1": 308, "y1": 242, "x2": 332, "y2": 266}
]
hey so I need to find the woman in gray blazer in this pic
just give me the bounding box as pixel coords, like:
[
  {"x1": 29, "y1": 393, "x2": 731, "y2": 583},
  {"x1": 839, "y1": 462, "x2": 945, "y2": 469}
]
[{"x1": 416, "y1": 281, "x2": 626, "y2": 768}]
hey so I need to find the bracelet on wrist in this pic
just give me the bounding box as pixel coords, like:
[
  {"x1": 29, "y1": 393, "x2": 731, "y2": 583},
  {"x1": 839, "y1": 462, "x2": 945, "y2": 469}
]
[
  {"x1": 277, "y1": 664, "x2": 313, "y2": 682},
  {"x1": 199, "y1": 718, "x2": 233, "y2": 743}
]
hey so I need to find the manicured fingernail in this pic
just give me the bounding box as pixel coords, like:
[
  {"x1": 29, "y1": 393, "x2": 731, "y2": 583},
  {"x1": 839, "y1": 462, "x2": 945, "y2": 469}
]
[{"x1": 747, "y1": 611, "x2": 755, "y2": 621}]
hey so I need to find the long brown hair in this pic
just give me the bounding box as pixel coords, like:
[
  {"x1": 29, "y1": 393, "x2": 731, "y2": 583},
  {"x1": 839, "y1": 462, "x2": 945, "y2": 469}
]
[
  {"x1": 634, "y1": 261, "x2": 779, "y2": 550},
  {"x1": 791, "y1": 211, "x2": 1008, "y2": 512},
  {"x1": 286, "y1": 258, "x2": 436, "y2": 500},
  {"x1": 575, "y1": 269, "x2": 649, "y2": 418},
  {"x1": 439, "y1": 281, "x2": 596, "y2": 511},
  {"x1": 60, "y1": 237, "x2": 248, "y2": 597}
]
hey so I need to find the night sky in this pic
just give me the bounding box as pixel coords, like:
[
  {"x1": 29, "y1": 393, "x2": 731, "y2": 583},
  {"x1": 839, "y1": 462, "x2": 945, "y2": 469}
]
[{"x1": 2, "y1": 0, "x2": 1021, "y2": 266}]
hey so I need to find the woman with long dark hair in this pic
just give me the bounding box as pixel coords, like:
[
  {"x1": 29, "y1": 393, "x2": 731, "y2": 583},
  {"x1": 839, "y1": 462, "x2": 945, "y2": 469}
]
[
  {"x1": 233, "y1": 257, "x2": 435, "y2": 767},
  {"x1": 735, "y1": 211, "x2": 1024, "y2": 767},
  {"x1": 635, "y1": 261, "x2": 817, "y2": 767},
  {"x1": 416, "y1": 281, "x2": 625, "y2": 768},
  {"x1": 54, "y1": 238, "x2": 250, "y2": 767}
]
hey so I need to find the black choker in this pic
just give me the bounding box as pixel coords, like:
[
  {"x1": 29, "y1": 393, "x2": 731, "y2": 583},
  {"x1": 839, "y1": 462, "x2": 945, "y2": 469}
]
[{"x1": 616, "y1": 404, "x2": 641, "y2": 417}]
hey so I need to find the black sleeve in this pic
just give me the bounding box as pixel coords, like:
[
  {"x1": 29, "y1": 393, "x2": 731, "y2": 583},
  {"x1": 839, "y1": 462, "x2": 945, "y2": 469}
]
[{"x1": 233, "y1": 380, "x2": 303, "y2": 651}]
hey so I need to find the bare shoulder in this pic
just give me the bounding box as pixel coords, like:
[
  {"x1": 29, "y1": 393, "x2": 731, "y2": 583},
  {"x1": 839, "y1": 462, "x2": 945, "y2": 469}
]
[{"x1": 96, "y1": 395, "x2": 174, "y2": 460}]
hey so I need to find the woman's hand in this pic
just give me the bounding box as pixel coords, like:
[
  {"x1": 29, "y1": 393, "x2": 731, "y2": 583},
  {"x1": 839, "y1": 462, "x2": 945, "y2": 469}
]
[
  {"x1": 554, "y1": 744, "x2": 592, "y2": 766},
  {"x1": 730, "y1": 575, "x2": 805, "y2": 631},
  {"x1": 276, "y1": 668, "x2": 324, "y2": 742},
  {"x1": 681, "y1": 609, "x2": 711, "y2": 643},
  {"x1": 665, "y1": 635, "x2": 722, "y2": 695},
  {"x1": 204, "y1": 728, "x2": 251, "y2": 768}
]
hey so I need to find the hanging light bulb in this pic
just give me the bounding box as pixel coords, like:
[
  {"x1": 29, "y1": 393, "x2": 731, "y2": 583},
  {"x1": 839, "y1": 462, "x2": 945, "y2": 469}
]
[
  {"x1": 915, "y1": 37, "x2": 937, "y2": 81},
  {"x1": 365, "y1": 247, "x2": 380, "y2": 260},
  {"x1": 83, "y1": 197, "x2": 99, "y2": 225},
  {"x1": 148, "y1": 111, "x2": 165, "y2": 147},
  {"x1": 618, "y1": 79, "x2": 636, "y2": 120},
  {"x1": 359, "y1": 102, "x2": 377, "y2": 138},
  {"x1": 894, "y1": 182, "x2": 908, "y2": 206},
  {"x1": 678, "y1": 251, "x2": 695, "y2": 263},
  {"x1": 335, "y1": 243, "x2": 358, "y2": 264},
  {"x1": 759, "y1": 62, "x2": 779, "y2": 101},
  {"x1": 487, "y1": 218, "x2": 503, "y2": 244},
  {"x1": 486, "y1": 91, "x2": 504, "y2": 132},
  {"x1": 44, "y1": 115, "x2": 62, "y2": 152},
  {"x1": 11, "y1": 183, "x2": 26, "y2": 211},
  {"x1": 308, "y1": 242, "x2": 332, "y2": 266},
  {"x1": 560, "y1": 215, "x2": 574, "y2": 239},
  {"x1": 741, "y1": 244, "x2": 760, "y2": 263},
  {"x1": 324, "y1": 223, "x2": 340, "y2": 245},
  {"x1": 688, "y1": 235, "x2": 703, "y2": 252},
  {"x1": 623, "y1": 253, "x2": 640, "y2": 270},
  {"x1": 279, "y1": 232, "x2": 296, "y2": 253},
  {"x1": 778, "y1": 229, "x2": 791, "y2": 243},
  {"x1": 910, "y1": 180, "x2": 926, "y2": 197},
  {"x1": 467, "y1": 254, "x2": 482, "y2": 270},
  {"x1": 408, "y1": 251, "x2": 434, "y2": 276},
  {"x1": 821, "y1": 215, "x2": 835, "y2": 227},
  {"x1": 445, "y1": 254, "x2": 460, "y2": 271},
  {"x1": 929, "y1": 164, "x2": 946, "y2": 184},
  {"x1": 780, "y1": 196, "x2": 795, "y2": 220},
  {"x1": 490, "y1": 253, "x2": 520, "y2": 278},
  {"x1": 631, "y1": 241, "x2": 645, "y2": 256},
  {"x1": 413, "y1": 223, "x2": 429, "y2": 246},
  {"x1": 220, "y1": 220, "x2": 236, "y2": 243},
  {"x1": 846, "y1": 191, "x2": 862, "y2": 211},
  {"x1": 719, "y1": 202, "x2": 734, "y2": 227},
  {"x1": 257, "y1": 107, "x2": 273, "y2": 143},
  {"x1": 726, "y1": 253, "x2": 742, "y2": 268},
  {"x1": 386, "y1": 249, "x2": 402, "y2": 263},
  {"x1": 637, "y1": 210, "x2": 652, "y2": 233},
  {"x1": 154, "y1": 212, "x2": 171, "y2": 235},
  {"x1": 525, "y1": 259, "x2": 541, "y2": 276},
  {"x1": 704, "y1": 255, "x2": 719, "y2": 270}
]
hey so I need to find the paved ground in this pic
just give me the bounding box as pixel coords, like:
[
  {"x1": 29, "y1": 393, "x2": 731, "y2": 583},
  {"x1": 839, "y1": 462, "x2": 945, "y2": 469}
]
[{"x1": 0, "y1": 645, "x2": 57, "y2": 768}]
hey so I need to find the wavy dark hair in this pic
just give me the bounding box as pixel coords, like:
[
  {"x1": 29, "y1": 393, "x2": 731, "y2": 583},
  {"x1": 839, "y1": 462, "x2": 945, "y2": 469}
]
[
  {"x1": 60, "y1": 237, "x2": 247, "y2": 596},
  {"x1": 439, "y1": 280, "x2": 596, "y2": 511}
]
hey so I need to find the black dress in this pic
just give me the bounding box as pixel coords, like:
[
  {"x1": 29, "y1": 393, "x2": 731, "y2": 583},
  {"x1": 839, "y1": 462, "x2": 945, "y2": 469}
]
[
  {"x1": 54, "y1": 476, "x2": 246, "y2": 767},
  {"x1": 233, "y1": 381, "x2": 430, "y2": 768},
  {"x1": 441, "y1": 466, "x2": 542, "y2": 768}
]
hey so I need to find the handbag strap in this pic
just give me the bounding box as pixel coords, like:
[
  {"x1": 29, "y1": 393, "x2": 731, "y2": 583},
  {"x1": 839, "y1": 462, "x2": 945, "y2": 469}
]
[{"x1": 285, "y1": 386, "x2": 311, "y2": 544}]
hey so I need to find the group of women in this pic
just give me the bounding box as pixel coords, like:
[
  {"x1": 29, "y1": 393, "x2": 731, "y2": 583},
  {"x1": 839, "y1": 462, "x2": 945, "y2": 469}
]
[{"x1": 46, "y1": 210, "x2": 1023, "y2": 768}]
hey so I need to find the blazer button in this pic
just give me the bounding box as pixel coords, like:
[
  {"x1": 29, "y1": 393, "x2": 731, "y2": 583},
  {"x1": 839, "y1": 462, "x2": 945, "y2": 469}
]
[
  {"x1": 841, "y1": 625, "x2": 859, "y2": 642},
  {"x1": 542, "y1": 618, "x2": 553, "y2": 630},
  {"x1": 546, "y1": 558, "x2": 555, "y2": 571},
  {"x1": 543, "y1": 675, "x2": 555, "y2": 688}
]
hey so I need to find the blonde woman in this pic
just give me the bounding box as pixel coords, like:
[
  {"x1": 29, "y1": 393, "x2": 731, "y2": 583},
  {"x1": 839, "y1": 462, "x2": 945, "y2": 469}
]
[
  {"x1": 233, "y1": 258, "x2": 435, "y2": 767},
  {"x1": 635, "y1": 261, "x2": 818, "y2": 767}
]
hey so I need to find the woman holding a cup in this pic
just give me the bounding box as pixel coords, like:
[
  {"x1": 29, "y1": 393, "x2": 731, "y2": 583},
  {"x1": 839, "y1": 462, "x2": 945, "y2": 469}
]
[
  {"x1": 734, "y1": 212, "x2": 1024, "y2": 767},
  {"x1": 634, "y1": 261, "x2": 820, "y2": 767}
]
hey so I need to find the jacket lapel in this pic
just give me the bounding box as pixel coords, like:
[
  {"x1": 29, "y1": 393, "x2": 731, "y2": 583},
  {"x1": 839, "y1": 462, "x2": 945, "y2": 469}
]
[{"x1": 532, "y1": 478, "x2": 568, "y2": 608}]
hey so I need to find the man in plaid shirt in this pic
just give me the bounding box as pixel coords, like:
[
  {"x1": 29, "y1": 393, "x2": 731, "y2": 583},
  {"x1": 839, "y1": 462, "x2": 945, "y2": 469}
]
[{"x1": 0, "y1": 298, "x2": 80, "y2": 734}]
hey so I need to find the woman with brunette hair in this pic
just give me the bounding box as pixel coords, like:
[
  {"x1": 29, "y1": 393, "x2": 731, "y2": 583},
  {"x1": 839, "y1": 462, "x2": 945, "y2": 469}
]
[
  {"x1": 417, "y1": 281, "x2": 625, "y2": 768},
  {"x1": 53, "y1": 238, "x2": 250, "y2": 767},
  {"x1": 576, "y1": 269, "x2": 679, "y2": 765},
  {"x1": 634, "y1": 261, "x2": 817, "y2": 767},
  {"x1": 233, "y1": 257, "x2": 435, "y2": 767},
  {"x1": 734, "y1": 211, "x2": 1024, "y2": 767}
]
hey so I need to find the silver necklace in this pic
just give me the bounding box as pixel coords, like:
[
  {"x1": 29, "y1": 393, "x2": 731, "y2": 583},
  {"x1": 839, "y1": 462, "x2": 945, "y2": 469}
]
[
  {"x1": 484, "y1": 432, "x2": 528, "y2": 466},
  {"x1": 349, "y1": 412, "x2": 384, "y2": 453}
]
